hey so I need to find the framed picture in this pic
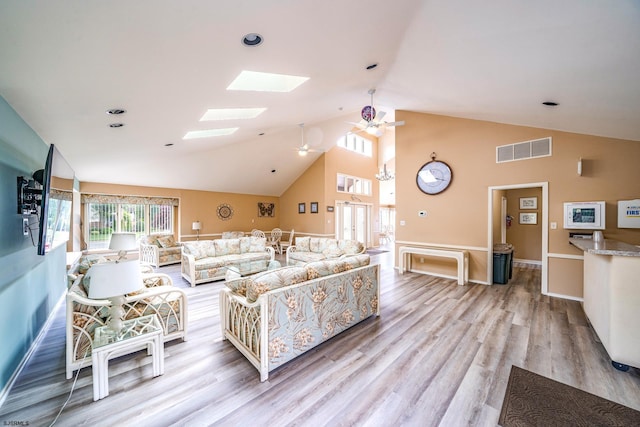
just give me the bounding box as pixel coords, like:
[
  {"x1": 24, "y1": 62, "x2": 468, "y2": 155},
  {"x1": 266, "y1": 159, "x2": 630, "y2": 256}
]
[
  {"x1": 327, "y1": 206, "x2": 334, "y2": 212},
  {"x1": 257, "y1": 202, "x2": 275, "y2": 217},
  {"x1": 310, "y1": 202, "x2": 319, "y2": 214},
  {"x1": 298, "y1": 203, "x2": 305, "y2": 214},
  {"x1": 519, "y1": 197, "x2": 537, "y2": 209},
  {"x1": 519, "y1": 212, "x2": 537, "y2": 225}
]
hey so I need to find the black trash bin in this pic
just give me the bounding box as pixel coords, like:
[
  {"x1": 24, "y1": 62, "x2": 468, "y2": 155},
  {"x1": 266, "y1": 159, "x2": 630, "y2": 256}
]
[{"x1": 493, "y1": 243, "x2": 513, "y2": 284}]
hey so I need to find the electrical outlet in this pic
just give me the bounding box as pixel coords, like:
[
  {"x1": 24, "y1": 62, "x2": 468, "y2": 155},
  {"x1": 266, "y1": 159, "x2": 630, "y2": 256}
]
[
  {"x1": 550, "y1": 222, "x2": 557, "y2": 230},
  {"x1": 23, "y1": 218, "x2": 29, "y2": 236},
  {"x1": 400, "y1": 220, "x2": 406, "y2": 226}
]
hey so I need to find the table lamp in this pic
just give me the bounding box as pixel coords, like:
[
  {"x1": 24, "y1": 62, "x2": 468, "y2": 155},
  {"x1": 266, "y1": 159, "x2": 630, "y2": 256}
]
[
  {"x1": 109, "y1": 232, "x2": 137, "y2": 261},
  {"x1": 87, "y1": 260, "x2": 143, "y2": 334},
  {"x1": 192, "y1": 221, "x2": 201, "y2": 240}
]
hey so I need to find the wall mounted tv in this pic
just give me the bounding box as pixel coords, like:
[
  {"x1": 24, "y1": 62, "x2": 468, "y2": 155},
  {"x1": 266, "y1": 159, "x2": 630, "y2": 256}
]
[{"x1": 37, "y1": 144, "x2": 75, "y2": 255}]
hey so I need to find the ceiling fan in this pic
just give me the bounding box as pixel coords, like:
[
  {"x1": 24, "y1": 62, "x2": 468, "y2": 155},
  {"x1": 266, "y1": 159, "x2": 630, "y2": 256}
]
[
  {"x1": 296, "y1": 123, "x2": 320, "y2": 156},
  {"x1": 347, "y1": 89, "x2": 405, "y2": 137}
]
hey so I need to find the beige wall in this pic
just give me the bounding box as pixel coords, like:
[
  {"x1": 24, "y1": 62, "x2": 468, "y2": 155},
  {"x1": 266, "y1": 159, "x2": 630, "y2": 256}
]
[
  {"x1": 506, "y1": 187, "x2": 542, "y2": 262},
  {"x1": 280, "y1": 143, "x2": 379, "y2": 238},
  {"x1": 395, "y1": 111, "x2": 640, "y2": 297},
  {"x1": 79, "y1": 182, "x2": 278, "y2": 241}
]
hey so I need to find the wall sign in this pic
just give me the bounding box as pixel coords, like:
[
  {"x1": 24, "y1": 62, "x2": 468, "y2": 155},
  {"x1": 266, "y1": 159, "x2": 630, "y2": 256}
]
[{"x1": 618, "y1": 199, "x2": 640, "y2": 228}]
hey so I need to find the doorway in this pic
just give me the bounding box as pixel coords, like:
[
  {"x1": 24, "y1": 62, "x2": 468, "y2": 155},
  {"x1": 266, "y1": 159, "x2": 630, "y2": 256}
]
[
  {"x1": 487, "y1": 182, "x2": 548, "y2": 293},
  {"x1": 335, "y1": 201, "x2": 372, "y2": 247}
]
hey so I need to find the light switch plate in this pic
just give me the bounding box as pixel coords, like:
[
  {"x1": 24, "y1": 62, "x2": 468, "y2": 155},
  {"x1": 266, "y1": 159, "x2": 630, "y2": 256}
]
[{"x1": 23, "y1": 218, "x2": 29, "y2": 235}]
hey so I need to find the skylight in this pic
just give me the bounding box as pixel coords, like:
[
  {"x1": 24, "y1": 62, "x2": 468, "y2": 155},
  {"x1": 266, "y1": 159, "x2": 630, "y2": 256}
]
[
  {"x1": 183, "y1": 128, "x2": 238, "y2": 139},
  {"x1": 200, "y1": 108, "x2": 267, "y2": 121},
  {"x1": 227, "y1": 71, "x2": 309, "y2": 92}
]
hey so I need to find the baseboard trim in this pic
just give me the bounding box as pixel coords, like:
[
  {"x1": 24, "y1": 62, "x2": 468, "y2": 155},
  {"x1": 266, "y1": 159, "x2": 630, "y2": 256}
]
[
  {"x1": 546, "y1": 292, "x2": 583, "y2": 302},
  {"x1": 0, "y1": 291, "x2": 66, "y2": 409}
]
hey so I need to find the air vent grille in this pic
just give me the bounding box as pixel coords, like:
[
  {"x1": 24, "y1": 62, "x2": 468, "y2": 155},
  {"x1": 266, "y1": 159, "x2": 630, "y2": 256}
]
[{"x1": 496, "y1": 137, "x2": 552, "y2": 163}]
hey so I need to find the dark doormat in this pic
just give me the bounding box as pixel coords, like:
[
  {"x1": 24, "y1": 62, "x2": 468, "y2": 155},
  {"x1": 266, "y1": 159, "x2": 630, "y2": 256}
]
[{"x1": 499, "y1": 365, "x2": 640, "y2": 426}]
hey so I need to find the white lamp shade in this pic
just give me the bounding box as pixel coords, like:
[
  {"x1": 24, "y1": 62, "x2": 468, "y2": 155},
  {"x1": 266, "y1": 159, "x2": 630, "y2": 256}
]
[
  {"x1": 192, "y1": 221, "x2": 202, "y2": 231},
  {"x1": 87, "y1": 260, "x2": 143, "y2": 299},
  {"x1": 109, "y1": 232, "x2": 137, "y2": 251}
]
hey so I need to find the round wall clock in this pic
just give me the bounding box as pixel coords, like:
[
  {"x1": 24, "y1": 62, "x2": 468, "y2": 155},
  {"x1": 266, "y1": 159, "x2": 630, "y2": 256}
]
[
  {"x1": 217, "y1": 204, "x2": 234, "y2": 221},
  {"x1": 416, "y1": 152, "x2": 453, "y2": 195}
]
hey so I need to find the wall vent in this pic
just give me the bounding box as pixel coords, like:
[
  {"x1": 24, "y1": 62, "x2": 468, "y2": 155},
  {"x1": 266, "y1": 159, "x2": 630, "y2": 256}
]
[{"x1": 496, "y1": 137, "x2": 552, "y2": 163}]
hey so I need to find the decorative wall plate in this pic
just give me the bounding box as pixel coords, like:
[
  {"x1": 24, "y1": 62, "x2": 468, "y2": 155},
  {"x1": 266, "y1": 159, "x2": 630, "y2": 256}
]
[{"x1": 217, "y1": 203, "x2": 233, "y2": 220}]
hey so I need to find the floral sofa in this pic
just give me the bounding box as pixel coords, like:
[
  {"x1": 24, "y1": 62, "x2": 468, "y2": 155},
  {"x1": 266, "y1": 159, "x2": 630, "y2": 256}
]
[
  {"x1": 181, "y1": 236, "x2": 275, "y2": 287},
  {"x1": 140, "y1": 233, "x2": 182, "y2": 268},
  {"x1": 66, "y1": 255, "x2": 187, "y2": 379},
  {"x1": 285, "y1": 237, "x2": 366, "y2": 266},
  {"x1": 220, "y1": 254, "x2": 379, "y2": 381}
]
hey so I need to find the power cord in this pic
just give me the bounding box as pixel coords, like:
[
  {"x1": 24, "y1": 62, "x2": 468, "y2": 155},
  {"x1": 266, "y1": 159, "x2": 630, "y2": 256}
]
[{"x1": 48, "y1": 348, "x2": 89, "y2": 427}]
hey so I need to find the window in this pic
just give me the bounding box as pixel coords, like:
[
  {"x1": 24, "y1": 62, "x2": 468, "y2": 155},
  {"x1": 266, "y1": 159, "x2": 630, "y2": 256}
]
[
  {"x1": 336, "y1": 134, "x2": 373, "y2": 157},
  {"x1": 83, "y1": 194, "x2": 177, "y2": 250},
  {"x1": 337, "y1": 173, "x2": 372, "y2": 196}
]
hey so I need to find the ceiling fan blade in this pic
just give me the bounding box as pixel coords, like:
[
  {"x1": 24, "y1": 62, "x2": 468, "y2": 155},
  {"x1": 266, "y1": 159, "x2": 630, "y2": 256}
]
[
  {"x1": 383, "y1": 120, "x2": 405, "y2": 127},
  {"x1": 377, "y1": 111, "x2": 387, "y2": 121}
]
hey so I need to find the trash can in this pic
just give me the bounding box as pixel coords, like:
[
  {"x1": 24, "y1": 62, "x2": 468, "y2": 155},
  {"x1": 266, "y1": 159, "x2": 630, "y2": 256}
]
[{"x1": 493, "y1": 243, "x2": 513, "y2": 284}]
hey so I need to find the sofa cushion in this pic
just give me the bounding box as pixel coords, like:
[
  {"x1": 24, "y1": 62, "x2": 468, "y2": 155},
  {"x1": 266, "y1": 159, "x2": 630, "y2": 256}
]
[
  {"x1": 239, "y1": 237, "x2": 251, "y2": 253},
  {"x1": 295, "y1": 236, "x2": 310, "y2": 252},
  {"x1": 214, "y1": 238, "x2": 241, "y2": 256},
  {"x1": 305, "y1": 254, "x2": 371, "y2": 280},
  {"x1": 183, "y1": 241, "x2": 216, "y2": 260},
  {"x1": 222, "y1": 231, "x2": 245, "y2": 239},
  {"x1": 245, "y1": 266, "x2": 308, "y2": 303},
  {"x1": 338, "y1": 239, "x2": 365, "y2": 255},
  {"x1": 157, "y1": 235, "x2": 177, "y2": 248},
  {"x1": 288, "y1": 252, "x2": 327, "y2": 264},
  {"x1": 249, "y1": 236, "x2": 267, "y2": 253},
  {"x1": 322, "y1": 247, "x2": 345, "y2": 259},
  {"x1": 77, "y1": 254, "x2": 108, "y2": 275},
  {"x1": 310, "y1": 238, "x2": 338, "y2": 253}
]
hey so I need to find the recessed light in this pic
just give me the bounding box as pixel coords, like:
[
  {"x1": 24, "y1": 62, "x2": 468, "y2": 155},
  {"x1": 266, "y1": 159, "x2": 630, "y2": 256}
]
[
  {"x1": 183, "y1": 128, "x2": 238, "y2": 139},
  {"x1": 242, "y1": 33, "x2": 263, "y2": 47},
  {"x1": 107, "y1": 108, "x2": 126, "y2": 115},
  {"x1": 227, "y1": 70, "x2": 309, "y2": 92},
  {"x1": 259, "y1": 132, "x2": 265, "y2": 136},
  {"x1": 271, "y1": 169, "x2": 276, "y2": 173},
  {"x1": 542, "y1": 101, "x2": 558, "y2": 107},
  {"x1": 200, "y1": 108, "x2": 267, "y2": 121},
  {"x1": 109, "y1": 123, "x2": 124, "y2": 128},
  {"x1": 164, "y1": 143, "x2": 174, "y2": 147},
  {"x1": 366, "y1": 63, "x2": 378, "y2": 70}
]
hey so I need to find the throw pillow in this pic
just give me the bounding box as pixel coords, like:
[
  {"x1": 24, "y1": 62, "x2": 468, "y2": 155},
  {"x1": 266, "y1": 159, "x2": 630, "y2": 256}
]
[
  {"x1": 296, "y1": 236, "x2": 310, "y2": 252},
  {"x1": 322, "y1": 247, "x2": 345, "y2": 259},
  {"x1": 157, "y1": 235, "x2": 176, "y2": 248}
]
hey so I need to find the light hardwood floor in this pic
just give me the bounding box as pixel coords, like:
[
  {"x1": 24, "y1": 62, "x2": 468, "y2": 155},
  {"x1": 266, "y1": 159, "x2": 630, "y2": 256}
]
[{"x1": 1, "y1": 250, "x2": 639, "y2": 426}]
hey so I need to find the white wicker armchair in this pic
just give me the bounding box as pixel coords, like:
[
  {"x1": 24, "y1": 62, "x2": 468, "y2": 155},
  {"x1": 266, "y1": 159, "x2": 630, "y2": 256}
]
[{"x1": 66, "y1": 272, "x2": 188, "y2": 379}]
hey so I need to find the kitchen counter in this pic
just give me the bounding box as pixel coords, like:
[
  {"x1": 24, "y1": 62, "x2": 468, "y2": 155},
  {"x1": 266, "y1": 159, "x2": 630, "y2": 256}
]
[
  {"x1": 569, "y1": 238, "x2": 640, "y2": 257},
  {"x1": 570, "y1": 236, "x2": 640, "y2": 371}
]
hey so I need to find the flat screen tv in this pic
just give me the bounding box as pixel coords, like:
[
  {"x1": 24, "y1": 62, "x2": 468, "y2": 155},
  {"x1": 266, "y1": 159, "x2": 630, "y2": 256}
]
[{"x1": 37, "y1": 144, "x2": 75, "y2": 255}]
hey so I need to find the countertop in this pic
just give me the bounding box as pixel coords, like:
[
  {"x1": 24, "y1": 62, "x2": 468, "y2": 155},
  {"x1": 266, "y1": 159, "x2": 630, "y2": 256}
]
[{"x1": 569, "y1": 238, "x2": 640, "y2": 257}]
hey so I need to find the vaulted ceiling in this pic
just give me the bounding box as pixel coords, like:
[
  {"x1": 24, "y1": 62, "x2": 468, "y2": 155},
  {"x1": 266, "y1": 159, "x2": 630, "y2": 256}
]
[{"x1": 1, "y1": 1, "x2": 638, "y2": 196}]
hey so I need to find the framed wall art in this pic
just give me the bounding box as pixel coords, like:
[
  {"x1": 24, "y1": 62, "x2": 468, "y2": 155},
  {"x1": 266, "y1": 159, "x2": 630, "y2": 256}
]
[
  {"x1": 327, "y1": 206, "x2": 334, "y2": 212},
  {"x1": 519, "y1": 212, "x2": 537, "y2": 225},
  {"x1": 298, "y1": 203, "x2": 305, "y2": 214},
  {"x1": 257, "y1": 202, "x2": 275, "y2": 217},
  {"x1": 310, "y1": 202, "x2": 318, "y2": 214},
  {"x1": 519, "y1": 197, "x2": 537, "y2": 209}
]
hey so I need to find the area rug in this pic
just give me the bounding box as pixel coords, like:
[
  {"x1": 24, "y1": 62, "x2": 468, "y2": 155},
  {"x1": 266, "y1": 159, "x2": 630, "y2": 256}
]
[
  {"x1": 499, "y1": 365, "x2": 640, "y2": 426},
  {"x1": 366, "y1": 248, "x2": 389, "y2": 255}
]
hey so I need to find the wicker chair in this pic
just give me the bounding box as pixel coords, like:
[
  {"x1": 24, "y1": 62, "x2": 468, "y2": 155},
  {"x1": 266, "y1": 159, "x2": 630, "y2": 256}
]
[
  {"x1": 280, "y1": 229, "x2": 294, "y2": 254},
  {"x1": 268, "y1": 228, "x2": 283, "y2": 254}
]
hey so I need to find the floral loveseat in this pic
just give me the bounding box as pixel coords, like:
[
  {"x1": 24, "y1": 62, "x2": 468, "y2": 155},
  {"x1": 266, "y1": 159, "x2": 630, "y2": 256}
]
[
  {"x1": 140, "y1": 233, "x2": 182, "y2": 268},
  {"x1": 181, "y1": 236, "x2": 275, "y2": 287},
  {"x1": 285, "y1": 237, "x2": 366, "y2": 266},
  {"x1": 66, "y1": 256, "x2": 187, "y2": 379},
  {"x1": 220, "y1": 254, "x2": 379, "y2": 381}
]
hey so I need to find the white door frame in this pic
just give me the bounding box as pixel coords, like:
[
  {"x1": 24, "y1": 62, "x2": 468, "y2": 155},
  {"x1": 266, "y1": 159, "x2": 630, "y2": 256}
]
[
  {"x1": 335, "y1": 200, "x2": 373, "y2": 247},
  {"x1": 487, "y1": 182, "x2": 549, "y2": 294}
]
